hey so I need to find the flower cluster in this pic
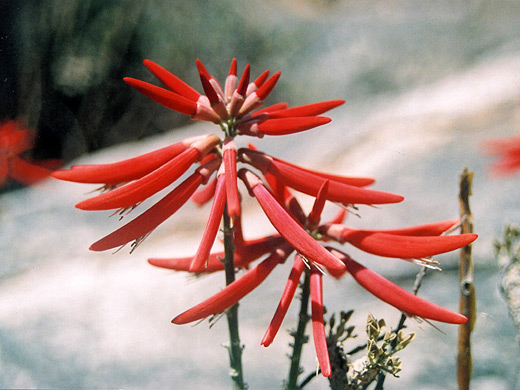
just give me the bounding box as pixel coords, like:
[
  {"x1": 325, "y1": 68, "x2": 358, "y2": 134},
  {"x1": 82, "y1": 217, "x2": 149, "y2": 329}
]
[
  {"x1": 53, "y1": 58, "x2": 477, "y2": 377},
  {"x1": 1, "y1": 121, "x2": 61, "y2": 187}
]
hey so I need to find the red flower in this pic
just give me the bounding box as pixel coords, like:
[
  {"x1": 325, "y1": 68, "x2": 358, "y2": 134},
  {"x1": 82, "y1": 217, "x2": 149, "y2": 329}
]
[
  {"x1": 0, "y1": 121, "x2": 60, "y2": 187},
  {"x1": 53, "y1": 58, "x2": 477, "y2": 379},
  {"x1": 485, "y1": 134, "x2": 520, "y2": 176}
]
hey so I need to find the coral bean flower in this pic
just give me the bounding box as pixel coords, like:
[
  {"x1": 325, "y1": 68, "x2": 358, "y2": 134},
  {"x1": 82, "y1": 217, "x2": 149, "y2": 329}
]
[
  {"x1": 0, "y1": 121, "x2": 60, "y2": 187},
  {"x1": 53, "y1": 58, "x2": 477, "y2": 378}
]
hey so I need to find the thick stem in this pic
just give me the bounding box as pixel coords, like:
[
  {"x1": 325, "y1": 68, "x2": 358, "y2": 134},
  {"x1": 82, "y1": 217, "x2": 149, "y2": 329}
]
[
  {"x1": 223, "y1": 206, "x2": 245, "y2": 390},
  {"x1": 287, "y1": 270, "x2": 311, "y2": 390}
]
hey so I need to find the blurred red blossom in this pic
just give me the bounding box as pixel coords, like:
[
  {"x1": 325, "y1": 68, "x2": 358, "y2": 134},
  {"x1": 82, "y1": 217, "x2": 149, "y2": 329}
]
[{"x1": 0, "y1": 121, "x2": 61, "y2": 187}]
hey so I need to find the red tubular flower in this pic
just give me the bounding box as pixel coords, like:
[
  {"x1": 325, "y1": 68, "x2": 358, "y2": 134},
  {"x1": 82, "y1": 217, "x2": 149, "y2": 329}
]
[
  {"x1": 172, "y1": 243, "x2": 293, "y2": 324},
  {"x1": 148, "y1": 234, "x2": 286, "y2": 273},
  {"x1": 89, "y1": 157, "x2": 220, "y2": 252},
  {"x1": 330, "y1": 249, "x2": 467, "y2": 324},
  {"x1": 189, "y1": 173, "x2": 227, "y2": 272},
  {"x1": 322, "y1": 223, "x2": 477, "y2": 260},
  {"x1": 74, "y1": 135, "x2": 220, "y2": 211},
  {"x1": 223, "y1": 138, "x2": 241, "y2": 217},
  {"x1": 143, "y1": 59, "x2": 202, "y2": 102},
  {"x1": 307, "y1": 180, "x2": 329, "y2": 230},
  {"x1": 224, "y1": 58, "x2": 238, "y2": 102},
  {"x1": 52, "y1": 136, "x2": 205, "y2": 185},
  {"x1": 239, "y1": 169, "x2": 346, "y2": 271},
  {"x1": 261, "y1": 254, "x2": 305, "y2": 347},
  {"x1": 191, "y1": 176, "x2": 217, "y2": 206},
  {"x1": 310, "y1": 269, "x2": 332, "y2": 377},
  {"x1": 239, "y1": 116, "x2": 332, "y2": 136},
  {"x1": 265, "y1": 100, "x2": 346, "y2": 119},
  {"x1": 239, "y1": 148, "x2": 402, "y2": 205}
]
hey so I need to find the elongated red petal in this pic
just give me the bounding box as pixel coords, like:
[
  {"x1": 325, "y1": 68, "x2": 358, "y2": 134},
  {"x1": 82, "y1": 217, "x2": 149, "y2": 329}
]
[
  {"x1": 90, "y1": 159, "x2": 220, "y2": 252},
  {"x1": 148, "y1": 234, "x2": 286, "y2": 273},
  {"x1": 236, "y1": 64, "x2": 250, "y2": 97},
  {"x1": 223, "y1": 139, "x2": 241, "y2": 218},
  {"x1": 256, "y1": 117, "x2": 331, "y2": 136},
  {"x1": 199, "y1": 72, "x2": 220, "y2": 106},
  {"x1": 308, "y1": 180, "x2": 329, "y2": 229},
  {"x1": 8, "y1": 157, "x2": 54, "y2": 185},
  {"x1": 310, "y1": 270, "x2": 331, "y2": 377},
  {"x1": 52, "y1": 139, "x2": 194, "y2": 184},
  {"x1": 240, "y1": 150, "x2": 401, "y2": 205},
  {"x1": 224, "y1": 58, "x2": 238, "y2": 101},
  {"x1": 241, "y1": 148, "x2": 374, "y2": 187},
  {"x1": 252, "y1": 102, "x2": 289, "y2": 116},
  {"x1": 124, "y1": 78, "x2": 197, "y2": 115},
  {"x1": 267, "y1": 100, "x2": 345, "y2": 118},
  {"x1": 191, "y1": 176, "x2": 217, "y2": 206},
  {"x1": 376, "y1": 219, "x2": 460, "y2": 236},
  {"x1": 189, "y1": 176, "x2": 227, "y2": 272},
  {"x1": 172, "y1": 244, "x2": 292, "y2": 324},
  {"x1": 76, "y1": 148, "x2": 199, "y2": 210},
  {"x1": 263, "y1": 171, "x2": 307, "y2": 226},
  {"x1": 336, "y1": 228, "x2": 478, "y2": 258},
  {"x1": 239, "y1": 169, "x2": 346, "y2": 271},
  {"x1": 143, "y1": 59, "x2": 201, "y2": 101},
  {"x1": 76, "y1": 135, "x2": 220, "y2": 210},
  {"x1": 261, "y1": 254, "x2": 305, "y2": 347},
  {"x1": 256, "y1": 71, "x2": 281, "y2": 100},
  {"x1": 334, "y1": 250, "x2": 467, "y2": 324}
]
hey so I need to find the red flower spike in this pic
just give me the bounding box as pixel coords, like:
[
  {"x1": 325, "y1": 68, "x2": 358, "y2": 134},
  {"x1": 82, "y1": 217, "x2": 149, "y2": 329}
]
[
  {"x1": 195, "y1": 59, "x2": 211, "y2": 80},
  {"x1": 124, "y1": 78, "x2": 198, "y2": 116},
  {"x1": 52, "y1": 136, "x2": 204, "y2": 185},
  {"x1": 239, "y1": 149, "x2": 402, "y2": 205},
  {"x1": 224, "y1": 58, "x2": 238, "y2": 101},
  {"x1": 191, "y1": 176, "x2": 218, "y2": 206},
  {"x1": 76, "y1": 135, "x2": 220, "y2": 211},
  {"x1": 90, "y1": 157, "x2": 220, "y2": 252},
  {"x1": 189, "y1": 175, "x2": 227, "y2": 272},
  {"x1": 261, "y1": 254, "x2": 305, "y2": 347},
  {"x1": 239, "y1": 169, "x2": 346, "y2": 271},
  {"x1": 241, "y1": 148, "x2": 375, "y2": 187},
  {"x1": 323, "y1": 224, "x2": 478, "y2": 259},
  {"x1": 172, "y1": 243, "x2": 293, "y2": 324},
  {"x1": 331, "y1": 249, "x2": 468, "y2": 324},
  {"x1": 223, "y1": 138, "x2": 241, "y2": 218},
  {"x1": 310, "y1": 270, "x2": 332, "y2": 377},
  {"x1": 143, "y1": 59, "x2": 201, "y2": 102},
  {"x1": 307, "y1": 180, "x2": 329, "y2": 230},
  {"x1": 148, "y1": 234, "x2": 286, "y2": 273},
  {"x1": 267, "y1": 100, "x2": 346, "y2": 119},
  {"x1": 253, "y1": 117, "x2": 332, "y2": 136}
]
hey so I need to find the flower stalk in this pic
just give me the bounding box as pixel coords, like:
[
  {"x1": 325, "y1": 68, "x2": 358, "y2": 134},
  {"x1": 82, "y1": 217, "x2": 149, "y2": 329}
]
[
  {"x1": 287, "y1": 271, "x2": 311, "y2": 390},
  {"x1": 222, "y1": 205, "x2": 245, "y2": 390}
]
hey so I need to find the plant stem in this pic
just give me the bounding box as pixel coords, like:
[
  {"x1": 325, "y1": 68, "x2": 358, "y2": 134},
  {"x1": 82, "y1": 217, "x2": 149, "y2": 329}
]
[
  {"x1": 223, "y1": 206, "x2": 245, "y2": 390},
  {"x1": 457, "y1": 168, "x2": 475, "y2": 390},
  {"x1": 287, "y1": 271, "x2": 311, "y2": 390}
]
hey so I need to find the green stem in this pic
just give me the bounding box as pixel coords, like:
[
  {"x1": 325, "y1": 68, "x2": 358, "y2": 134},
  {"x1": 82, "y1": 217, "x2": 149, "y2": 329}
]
[
  {"x1": 222, "y1": 206, "x2": 245, "y2": 390},
  {"x1": 287, "y1": 271, "x2": 311, "y2": 390}
]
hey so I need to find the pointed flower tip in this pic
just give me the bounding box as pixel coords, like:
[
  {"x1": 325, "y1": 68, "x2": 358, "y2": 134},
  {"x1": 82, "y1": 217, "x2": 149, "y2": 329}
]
[
  {"x1": 256, "y1": 71, "x2": 281, "y2": 100},
  {"x1": 228, "y1": 58, "x2": 237, "y2": 76},
  {"x1": 195, "y1": 59, "x2": 211, "y2": 79}
]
